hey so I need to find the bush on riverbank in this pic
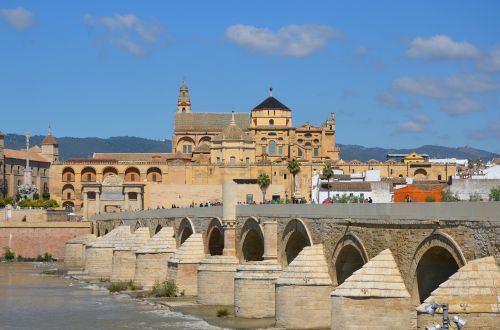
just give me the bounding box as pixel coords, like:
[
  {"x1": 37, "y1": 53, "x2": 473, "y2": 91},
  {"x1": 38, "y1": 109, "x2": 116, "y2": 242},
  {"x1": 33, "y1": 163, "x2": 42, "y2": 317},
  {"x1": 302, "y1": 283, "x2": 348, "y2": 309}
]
[
  {"x1": 108, "y1": 280, "x2": 141, "y2": 292},
  {"x1": 151, "y1": 280, "x2": 178, "y2": 297},
  {"x1": 217, "y1": 308, "x2": 229, "y2": 317},
  {"x1": 3, "y1": 247, "x2": 15, "y2": 261}
]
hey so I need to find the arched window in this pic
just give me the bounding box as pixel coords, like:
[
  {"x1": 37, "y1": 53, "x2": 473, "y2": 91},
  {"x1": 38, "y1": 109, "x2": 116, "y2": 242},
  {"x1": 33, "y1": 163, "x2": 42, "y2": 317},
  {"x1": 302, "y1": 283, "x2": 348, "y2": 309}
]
[
  {"x1": 438, "y1": 174, "x2": 442, "y2": 181},
  {"x1": 230, "y1": 156, "x2": 236, "y2": 164},
  {"x1": 269, "y1": 141, "x2": 276, "y2": 155},
  {"x1": 269, "y1": 119, "x2": 274, "y2": 126},
  {"x1": 297, "y1": 148, "x2": 302, "y2": 157},
  {"x1": 182, "y1": 107, "x2": 186, "y2": 112}
]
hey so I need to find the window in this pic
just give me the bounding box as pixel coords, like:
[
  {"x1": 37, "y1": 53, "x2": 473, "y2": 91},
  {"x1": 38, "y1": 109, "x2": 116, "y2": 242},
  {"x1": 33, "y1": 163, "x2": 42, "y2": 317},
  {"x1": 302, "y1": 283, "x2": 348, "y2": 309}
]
[
  {"x1": 269, "y1": 119, "x2": 274, "y2": 126},
  {"x1": 297, "y1": 148, "x2": 302, "y2": 157},
  {"x1": 284, "y1": 174, "x2": 287, "y2": 179},
  {"x1": 269, "y1": 141, "x2": 276, "y2": 155},
  {"x1": 278, "y1": 137, "x2": 284, "y2": 141},
  {"x1": 131, "y1": 174, "x2": 136, "y2": 182},
  {"x1": 88, "y1": 192, "x2": 96, "y2": 200},
  {"x1": 87, "y1": 173, "x2": 92, "y2": 181},
  {"x1": 261, "y1": 146, "x2": 266, "y2": 154},
  {"x1": 313, "y1": 139, "x2": 320, "y2": 144},
  {"x1": 314, "y1": 148, "x2": 319, "y2": 157},
  {"x1": 245, "y1": 157, "x2": 250, "y2": 164},
  {"x1": 230, "y1": 156, "x2": 236, "y2": 164},
  {"x1": 297, "y1": 138, "x2": 304, "y2": 144},
  {"x1": 128, "y1": 192, "x2": 137, "y2": 200},
  {"x1": 216, "y1": 157, "x2": 221, "y2": 163},
  {"x1": 305, "y1": 133, "x2": 312, "y2": 138},
  {"x1": 278, "y1": 146, "x2": 283, "y2": 156},
  {"x1": 268, "y1": 132, "x2": 277, "y2": 136},
  {"x1": 438, "y1": 175, "x2": 442, "y2": 181},
  {"x1": 183, "y1": 144, "x2": 192, "y2": 153},
  {"x1": 261, "y1": 137, "x2": 267, "y2": 142},
  {"x1": 66, "y1": 192, "x2": 72, "y2": 200},
  {"x1": 182, "y1": 107, "x2": 186, "y2": 113},
  {"x1": 152, "y1": 174, "x2": 157, "y2": 182},
  {"x1": 390, "y1": 169, "x2": 393, "y2": 175}
]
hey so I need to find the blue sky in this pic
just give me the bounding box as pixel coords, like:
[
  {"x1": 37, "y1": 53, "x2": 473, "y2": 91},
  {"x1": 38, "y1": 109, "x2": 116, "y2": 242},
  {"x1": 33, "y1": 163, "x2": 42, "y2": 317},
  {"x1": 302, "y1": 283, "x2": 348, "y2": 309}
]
[{"x1": 1, "y1": 1, "x2": 499, "y2": 153}]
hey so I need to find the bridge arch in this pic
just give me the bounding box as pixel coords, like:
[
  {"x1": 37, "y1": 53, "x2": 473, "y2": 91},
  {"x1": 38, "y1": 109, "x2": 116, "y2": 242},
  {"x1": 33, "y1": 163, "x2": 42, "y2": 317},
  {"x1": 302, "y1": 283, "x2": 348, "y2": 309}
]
[
  {"x1": 240, "y1": 217, "x2": 264, "y2": 262},
  {"x1": 206, "y1": 218, "x2": 224, "y2": 256},
  {"x1": 409, "y1": 231, "x2": 466, "y2": 303},
  {"x1": 330, "y1": 233, "x2": 369, "y2": 286},
  {"x1": 177, "y1": 217, "x2": 195, "y2": 246},
  {"x1": 281, "y1": 218, "x2": 313, "y2": 266}
]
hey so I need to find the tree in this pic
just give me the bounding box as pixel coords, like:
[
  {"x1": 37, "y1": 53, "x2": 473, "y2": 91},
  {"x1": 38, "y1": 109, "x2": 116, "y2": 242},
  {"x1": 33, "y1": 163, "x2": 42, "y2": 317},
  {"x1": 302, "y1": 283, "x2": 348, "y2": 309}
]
[
  {"x1": 489, "y1": 187, "x2": 500, "y2": 201},
  {"x1": 256, "y1": 173, "x2": 271, "y2": 203},
  {"x1": 322, "y1": 163, "x2": 334, "y2": 199},
  {"x1": 287, "y1": 158, "x2": 301, "y2": 198}
]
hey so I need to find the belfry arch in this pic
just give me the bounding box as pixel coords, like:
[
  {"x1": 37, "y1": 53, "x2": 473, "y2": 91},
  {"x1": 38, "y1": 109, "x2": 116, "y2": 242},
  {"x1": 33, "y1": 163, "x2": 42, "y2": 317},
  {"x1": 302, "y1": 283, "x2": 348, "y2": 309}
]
[
  {"x1": 240, "y1": 217, "x2": 264, "y2": 262},
  {"x1": 409, "y1": 232, "x2": 466, "y2": 303},
  {"x1": 330, "y1": 233, "x2": 369, "y2": 286},
  {"x1": 206, "y1": 218, "x2": 224, "y2": 256},
  {"x1": 177, "y1": 217, "x2": 195, "y2": 246},
  {"x1": 281, "y1": 218, "x2": 313, "y2": 266}
]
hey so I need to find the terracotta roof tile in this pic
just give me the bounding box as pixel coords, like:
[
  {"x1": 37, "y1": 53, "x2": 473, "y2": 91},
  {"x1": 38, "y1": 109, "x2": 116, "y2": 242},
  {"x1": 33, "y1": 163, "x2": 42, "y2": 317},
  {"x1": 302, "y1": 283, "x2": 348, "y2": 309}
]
[
  {"x1": 4, "y1": 148, "x2": 51, "y2": 163},
  {"x1": 174, "y1": 112, "x2": 250, "y2": 132}
]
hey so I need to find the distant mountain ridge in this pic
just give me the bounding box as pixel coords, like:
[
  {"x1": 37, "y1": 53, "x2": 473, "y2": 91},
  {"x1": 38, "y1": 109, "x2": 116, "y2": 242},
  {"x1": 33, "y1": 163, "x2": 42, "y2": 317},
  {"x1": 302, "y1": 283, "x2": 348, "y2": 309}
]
[{"x1": 3, "y1": 134, "x2": 498, "y2": 162}]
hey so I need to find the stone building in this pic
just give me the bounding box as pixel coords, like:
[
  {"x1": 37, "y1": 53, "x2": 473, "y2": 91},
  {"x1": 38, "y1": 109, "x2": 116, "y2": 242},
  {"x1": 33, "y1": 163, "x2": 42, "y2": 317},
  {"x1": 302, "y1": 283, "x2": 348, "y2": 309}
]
[{"x1": 0, "y1": 129, "x2": 57, "y2": 199}]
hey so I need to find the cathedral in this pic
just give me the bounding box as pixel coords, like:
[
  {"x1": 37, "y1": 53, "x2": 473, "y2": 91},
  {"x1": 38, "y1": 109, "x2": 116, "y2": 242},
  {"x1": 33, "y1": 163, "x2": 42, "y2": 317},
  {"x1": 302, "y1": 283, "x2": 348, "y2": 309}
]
[{"x1": 172, "y1": 81, "x2": 340, "y2": 164}]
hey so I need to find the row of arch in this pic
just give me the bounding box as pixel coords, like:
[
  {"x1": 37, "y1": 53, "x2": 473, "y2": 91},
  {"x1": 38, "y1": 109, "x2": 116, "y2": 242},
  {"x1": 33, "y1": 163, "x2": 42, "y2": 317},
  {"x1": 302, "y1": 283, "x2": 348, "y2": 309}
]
[
  {"x1": 105, "y1": 217, "x2": 467, "y2": 304},
  {"x1": 62, "y1": 166, "x2": 162, "y2": 183}
]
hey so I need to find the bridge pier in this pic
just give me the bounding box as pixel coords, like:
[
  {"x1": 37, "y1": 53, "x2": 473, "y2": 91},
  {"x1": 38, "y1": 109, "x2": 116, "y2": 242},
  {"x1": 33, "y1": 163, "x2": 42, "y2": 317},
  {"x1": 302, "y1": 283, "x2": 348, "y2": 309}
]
[
  {"x1": 167, "y1": 233, "x2": 205, "y2": 296},
  {"x1": 85, "y1": 226, "x2": 132, "y2": 279},
  {"x1": 111, "y1": 227, "x2": 150, "y2": 283},
  {"x1": 134, "y1": 226, "x2": 176, "y2": 290},
  {"x1": 275, "y1": 244, "x2": 333, "y2": 329},
  {"x1": 64, "y1": 234, "x2": 96, "y2": 270},
  {"x1": 197, "y1": 181, "x2": 239, "y2": 305},
  {"x1": 234, "y1": 220, "x2": 281, "y2": 318}
]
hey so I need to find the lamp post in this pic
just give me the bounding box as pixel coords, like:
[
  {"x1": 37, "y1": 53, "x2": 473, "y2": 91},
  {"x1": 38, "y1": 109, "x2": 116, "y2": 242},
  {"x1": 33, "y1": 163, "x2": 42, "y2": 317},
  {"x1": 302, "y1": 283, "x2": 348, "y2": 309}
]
[{"x1": 425, "y1": 301, "x2": 467, "y2": 330}]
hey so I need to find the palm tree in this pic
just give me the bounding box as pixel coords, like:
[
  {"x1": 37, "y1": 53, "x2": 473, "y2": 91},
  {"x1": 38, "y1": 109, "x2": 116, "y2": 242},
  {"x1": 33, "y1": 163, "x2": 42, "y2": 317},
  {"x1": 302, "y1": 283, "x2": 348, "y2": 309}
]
[
  {"x1": 256, "y1": 173, "x2": 271, "y2": 203},
  {"x1": 287, "y1": 158, "x2": 301, "y2": 198},
  {"x1": 322, "y1": 163, "x2": 334, "y2": 200}
]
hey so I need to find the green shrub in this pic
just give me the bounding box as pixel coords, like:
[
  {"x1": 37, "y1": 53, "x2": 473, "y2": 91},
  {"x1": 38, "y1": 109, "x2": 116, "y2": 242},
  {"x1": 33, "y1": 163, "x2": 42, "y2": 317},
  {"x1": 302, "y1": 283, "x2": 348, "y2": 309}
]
[
  {"x1": 217, "y1": 308, "x2": 229, "y2": 317},
  {"x1": 33, "y1": 193, "x2": 39, "y2": 200},
  {"x1": 151, "y1": 280, "x2": 178, "y2": 297},
  {"x1": 22, "y1": 215, "x2": 27, "y2": 222},
  {"x1": 18, "y1": 199, "x2": 59, "y2": 209},
  {"x1": 489, "y1": 188, "x2": 500, "y2": 201},
  {"x1": 4, "y1": 247, "x2": 15, "y2": 261},
  {"x1": 42, "y1": 192, "x2": 50, "y2": 200},
  {"x1": 0, "y1": 200, "x2": 4, "y2": 208},
  {"x1": 425, "y1": 195, "x2": 436, "y2": 202},
  {"x1": 108, "y1": 280, "x2": 141, "y2": 292},
  {"x1": 469, "y1": 193, "x2": 481, "y2": 202},
  {"x1": 441, "y1": 190, "x2": 460, "y2": 202}
]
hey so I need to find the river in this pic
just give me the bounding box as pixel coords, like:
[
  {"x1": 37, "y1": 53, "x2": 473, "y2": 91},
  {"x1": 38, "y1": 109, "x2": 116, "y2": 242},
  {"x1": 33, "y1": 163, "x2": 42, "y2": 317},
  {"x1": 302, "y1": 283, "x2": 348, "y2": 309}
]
[{"x1": 0, "y1": 263, "x2": 221, "y2": 330}]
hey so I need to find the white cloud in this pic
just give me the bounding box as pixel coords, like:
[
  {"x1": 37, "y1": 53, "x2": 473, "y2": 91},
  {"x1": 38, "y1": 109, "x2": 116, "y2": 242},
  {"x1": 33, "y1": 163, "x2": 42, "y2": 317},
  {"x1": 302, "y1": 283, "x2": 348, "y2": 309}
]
[
  {"x1": 225, "y1": 24, "x2": 338, "y2": 57},
  {"x1": 0, "y1": 7, "x2": 34, "y2": 30},
  {"x1": 440, "y1": 97, "x2": 482, "y2": 115},
  {"x1": 394, "y1": 115, "x2": 432, "y2": 134},
  {"x1": 479, "y1": 46, "x2": 500, "y2": 72},
  {"x1": 83, "y1": 13, "x2": 166, "y2": 56},
  {"x1": 394, "y1": 75, "x2": 498, "y2": 99},
  {"x1": 407, "y1": 35, "x2": 480, "y2": 60},
  {"x1": 377, "y1": 91, "x2": 420, "y2": 110}
]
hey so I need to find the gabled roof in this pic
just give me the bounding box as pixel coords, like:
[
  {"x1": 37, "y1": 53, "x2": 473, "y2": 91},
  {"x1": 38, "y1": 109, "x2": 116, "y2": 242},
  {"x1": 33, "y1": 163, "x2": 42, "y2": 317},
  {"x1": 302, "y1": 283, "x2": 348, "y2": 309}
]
[
  {"x1": 4, "y1": 148, "x2": 51, "y2": 163},
  {"x1": 174, "y1": 112, "x2": 250, "y2": 132},
  {"x1": 252, "y1": 96, "x2": 291, "y2": 111}
]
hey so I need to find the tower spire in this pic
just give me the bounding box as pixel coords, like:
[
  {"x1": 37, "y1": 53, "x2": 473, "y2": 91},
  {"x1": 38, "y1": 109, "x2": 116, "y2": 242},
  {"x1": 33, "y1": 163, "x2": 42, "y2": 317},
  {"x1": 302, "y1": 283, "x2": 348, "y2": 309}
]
[
  {"x1": 177, "y1": 79, "x2": 191, "y2": 113},
  {"x1": 230, "y1": 110, "x2": 236, "y2": 126},
  {"x1": 269, "y1": 86, "x2": 273, "y2": 97}
]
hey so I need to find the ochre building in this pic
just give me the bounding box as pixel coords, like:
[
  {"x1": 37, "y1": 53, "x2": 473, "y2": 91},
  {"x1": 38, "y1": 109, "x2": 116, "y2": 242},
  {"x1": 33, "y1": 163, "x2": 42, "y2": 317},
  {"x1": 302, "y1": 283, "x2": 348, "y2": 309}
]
[{"x1": 48, "y1": 82, "x2": 455, "y2": 218}]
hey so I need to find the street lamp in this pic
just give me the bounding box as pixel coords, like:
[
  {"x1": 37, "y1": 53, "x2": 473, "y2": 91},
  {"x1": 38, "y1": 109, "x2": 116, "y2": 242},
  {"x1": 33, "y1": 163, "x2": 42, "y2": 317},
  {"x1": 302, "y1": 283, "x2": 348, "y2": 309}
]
[{"x1": 424, "y1": 301, "x2": 467, "y2": 330}]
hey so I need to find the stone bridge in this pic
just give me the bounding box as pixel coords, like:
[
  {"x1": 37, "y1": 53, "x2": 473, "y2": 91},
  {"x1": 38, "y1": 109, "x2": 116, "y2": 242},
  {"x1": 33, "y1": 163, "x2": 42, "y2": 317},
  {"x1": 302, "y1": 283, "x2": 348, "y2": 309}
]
[{"x1": 86, "y1": 182, "x2": 499, "y2": 329}]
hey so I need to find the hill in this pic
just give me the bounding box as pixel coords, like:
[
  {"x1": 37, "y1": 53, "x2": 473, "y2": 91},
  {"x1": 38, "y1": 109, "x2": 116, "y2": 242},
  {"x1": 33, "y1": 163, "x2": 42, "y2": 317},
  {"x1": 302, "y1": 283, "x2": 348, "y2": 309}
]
[
  {"x1": 3, "y1": 134, "x2": 171, "y2": 160},
  {"x1": 3, "y1": 134, "x2": 497, "y2": 162}
]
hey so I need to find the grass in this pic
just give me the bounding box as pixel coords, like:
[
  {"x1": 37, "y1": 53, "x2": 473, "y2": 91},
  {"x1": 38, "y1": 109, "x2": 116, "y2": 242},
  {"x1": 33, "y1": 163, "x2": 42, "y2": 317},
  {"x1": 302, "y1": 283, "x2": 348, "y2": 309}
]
[
  {"x1": 108, "y1": 280, "x2": 141, "y2": 292},
  {"x1": 3, "y1": 247, "x2": 15, "y2": 261},
  {"x1": 216, "y1": 308, "x2": 229, "y2": 318},
  {"x1": 151, "y1": 280, "x2": 178, "y2": 297}
]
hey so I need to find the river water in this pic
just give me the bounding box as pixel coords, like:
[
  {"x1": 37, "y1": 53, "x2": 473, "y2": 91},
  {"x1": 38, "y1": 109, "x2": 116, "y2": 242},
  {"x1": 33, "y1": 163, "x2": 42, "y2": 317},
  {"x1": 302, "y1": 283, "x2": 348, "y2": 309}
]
[{"x1": 0, "y1": 263, "x2": 221, "y2": 330}]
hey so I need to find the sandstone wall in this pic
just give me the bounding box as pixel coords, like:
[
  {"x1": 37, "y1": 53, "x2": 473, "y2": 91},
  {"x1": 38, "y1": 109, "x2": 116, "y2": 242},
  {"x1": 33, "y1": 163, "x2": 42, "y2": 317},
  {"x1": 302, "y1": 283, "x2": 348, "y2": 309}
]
[
  {"x1": 0, "y1": 223, "x2": 91, "y2": 259},
  {"x1": 111, "y1": 250, "x2": 137, "y2": 282},
  {"x1": 331, "y1": 297, "x2": 416, "y2": 330},
  {"x1": 134, "y1": 253, "x2": 171, "y2": 290},
  {"x1": 85, "y1": 247, "x2": 114, "y2": 279}
]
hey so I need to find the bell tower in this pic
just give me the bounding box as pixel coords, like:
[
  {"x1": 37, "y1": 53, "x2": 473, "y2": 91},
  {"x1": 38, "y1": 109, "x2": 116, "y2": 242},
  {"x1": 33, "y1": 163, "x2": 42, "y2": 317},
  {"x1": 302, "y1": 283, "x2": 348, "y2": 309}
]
[{"x1": 177, "y1": 79, "x2": 191, "y2": 113}]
